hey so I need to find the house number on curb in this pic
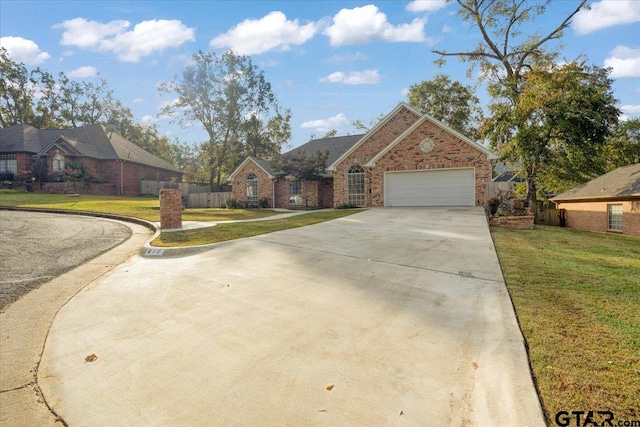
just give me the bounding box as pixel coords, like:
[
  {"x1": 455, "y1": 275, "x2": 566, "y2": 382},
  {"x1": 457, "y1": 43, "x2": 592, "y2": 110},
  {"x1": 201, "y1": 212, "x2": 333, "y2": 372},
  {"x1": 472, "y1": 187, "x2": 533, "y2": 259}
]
[{"x1": 145, "y1": 248, "x2": 165, "y2": 256}]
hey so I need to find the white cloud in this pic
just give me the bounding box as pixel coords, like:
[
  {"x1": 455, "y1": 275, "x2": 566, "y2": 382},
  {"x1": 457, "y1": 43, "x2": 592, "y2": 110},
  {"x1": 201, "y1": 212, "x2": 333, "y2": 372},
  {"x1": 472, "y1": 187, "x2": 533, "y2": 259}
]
[
  {"x1": 320, "y1": 69, "x2": 381, "y2": 85},
  {"x1": 573, "y1": 0, "x2": 640, "y2": 35},
  {"x1": 301, "y1": 113, "x2": 349, "y2": 131},
  {"x1": 0, "y1": 36, "x2": 50, "y2": 65},
  {"x1": 604, "y1": 45, "x2": 640, "y2": 78},
  {"x1": 53, "y1": 18, "x2": 195, "y2": 62},
  {"x1": 406, "y1": 1, "x2": 448, "y2": 13},
  {"x1": 324, "y1": 51, "x2": 368, "y2": 64},
  {"x1": 210, "y1": 11, "x2": 316, "y2": 55},
  {"x1": 324, "y1": 5, "x2": 425, "y2": 46},
  {"x1": 54, "y1": 18, "x2": 130, "y2": 48},
  {"x1": 442, "y1": 25, "x2": 452, "y2": 33},
  {"x1": 621, "y1": 104, "x2": 640, "y2": 114},
  {"x1": 132, "y1": 98, "x2": 144, "y2": 103},
  {"x1": 141, "y1": 115, "x2": 159, "y2": 124},
  {"x1": 68, "y1": 66, "x2": 98, "y2": 78}
]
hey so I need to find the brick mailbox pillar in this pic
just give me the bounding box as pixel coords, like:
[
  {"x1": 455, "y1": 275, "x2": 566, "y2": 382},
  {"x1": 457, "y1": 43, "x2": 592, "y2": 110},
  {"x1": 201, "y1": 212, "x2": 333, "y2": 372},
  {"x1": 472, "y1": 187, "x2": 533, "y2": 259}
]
[{"x1": 159, "y1": 189, "x2": 183, "y2": 230}]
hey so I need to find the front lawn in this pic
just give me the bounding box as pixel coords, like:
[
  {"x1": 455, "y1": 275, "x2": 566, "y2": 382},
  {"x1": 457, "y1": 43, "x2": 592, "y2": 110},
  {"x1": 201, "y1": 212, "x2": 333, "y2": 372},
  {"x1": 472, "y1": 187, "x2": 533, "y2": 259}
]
[
  {"x1": 154, "y1": 209, "x2": 364, "y2": 246},
  {"x1": 0, "y1": 190, "x2": 279, "y2": 222},
  {"x1": 491, "y1": 225, "x2": 640, "y2": 424}
]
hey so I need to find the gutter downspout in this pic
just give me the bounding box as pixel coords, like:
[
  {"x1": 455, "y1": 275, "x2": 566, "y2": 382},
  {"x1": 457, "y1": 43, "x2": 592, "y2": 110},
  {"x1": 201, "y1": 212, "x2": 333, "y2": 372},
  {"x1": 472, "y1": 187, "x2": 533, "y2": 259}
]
[
  {"x1": 120, "y1": 160, "x2": 124, "y2": 195},
  {"x1": 272, "y1": 178, "x2": 275, "y2": 208}
]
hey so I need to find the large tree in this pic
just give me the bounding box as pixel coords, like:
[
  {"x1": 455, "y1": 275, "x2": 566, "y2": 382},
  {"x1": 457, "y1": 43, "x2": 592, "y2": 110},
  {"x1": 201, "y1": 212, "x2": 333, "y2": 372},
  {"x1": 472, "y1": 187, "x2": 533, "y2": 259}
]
[
  {"x1": 159, "y1": 50, "x2": 290, "y2": 187},
  {"x1": 432, "y1": 0, "x2": 588, "y2": 209},
  {"x1": 600, "y1": 118, "x2": 640, "y2": 171},
  {"x1": 407, "y1": 74, "x2": 483, "y2": 138},
  {"x1": 1, "y1": 48, "x2": 189, "y2": 172},
  {"x1": 0, "y1": 48, "x2": 57, "y2": 128},
  {"x1": 483, "y1": 62, "x2": 620, "y2": 196},
  {"x1": 433, "y1": 0, "x2": 586, "y2": 103}
]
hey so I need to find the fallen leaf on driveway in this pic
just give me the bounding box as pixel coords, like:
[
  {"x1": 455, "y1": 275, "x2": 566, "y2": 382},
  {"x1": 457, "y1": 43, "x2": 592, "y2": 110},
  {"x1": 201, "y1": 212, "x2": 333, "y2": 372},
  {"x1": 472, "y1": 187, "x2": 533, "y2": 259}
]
[
  {"x1": 84, "y1": 354, "x2": 98, "y2": 363},
  {"x1": 326, "y1": 384, "x2": 334, "y2": 390}
]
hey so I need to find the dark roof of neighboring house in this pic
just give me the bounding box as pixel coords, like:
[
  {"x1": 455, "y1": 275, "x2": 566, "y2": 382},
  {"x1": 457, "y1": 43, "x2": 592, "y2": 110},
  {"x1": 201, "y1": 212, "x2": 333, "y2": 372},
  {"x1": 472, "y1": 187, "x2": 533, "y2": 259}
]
[
  {"x1": 249, "y1": 156, "x2": 277, "y2": 176},
  {"x1": 552, "y1": 163, "x2": 640, "y2": 201},
  {"x1": 0, "y1": 123, "x2": 181, "y2": 173},
  {"x1": 493, "y1": 171, "x2": 524, "y2": 182},
  {"x1": 284, "y1": 134, "x2": 365, "y2": 167}
]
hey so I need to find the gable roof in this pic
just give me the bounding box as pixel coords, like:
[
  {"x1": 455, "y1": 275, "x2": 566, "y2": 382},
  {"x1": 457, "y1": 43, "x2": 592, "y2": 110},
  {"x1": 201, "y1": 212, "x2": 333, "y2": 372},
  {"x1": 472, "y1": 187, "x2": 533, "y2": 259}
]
[
  {"x1": 365, "y1": 110, "x2": 498, "y2": 167},
  {"x1": 552, "y1": 163, "x2": 640, "y2": 202},
  {"x1": 285, "y1": 133, "x2": 364, "y2": 166},
  {"x1": 327, "y1": 102, "x2": 423, "y2": 171},
  {"x1": 227, "y1": 134, "x2": 364, "y2": 182},
  {"x1": 227, "y1": 156, "x2": 277, "y2": 181},
  {"x1": 0, "y1": 123, "x2": 181, "y2": 173}
]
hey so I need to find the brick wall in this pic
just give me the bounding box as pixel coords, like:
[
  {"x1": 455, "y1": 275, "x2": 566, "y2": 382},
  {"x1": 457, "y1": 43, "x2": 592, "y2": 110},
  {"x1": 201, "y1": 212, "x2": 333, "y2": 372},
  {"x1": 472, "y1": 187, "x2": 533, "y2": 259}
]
[
  {"x1": 272, "y1": 178, "x2": 334, "y2": 208},
  {"x1": 333, "y1": 106, "x2": 492, "y2": 207},
  {"x1": 334, "y1": 106, "x2": 420, "y2": 207},
  {"x1": 489, "y1": 215, "x2": 534, "y2": 229},
  {"x1": 12, "y1": 154, "x2": 180, "y2": 196},
  {"x1": 555, "y1": 200, "x2": 640, "y2": 237},
  {"x1": 230, "y1": 161, "x2": 273, "y2": 206},
  {"x1": 371, "y1": 118, "x2": 492, "y2": 207},
  {"x1": 159, "y1": 189, "x2": 182, "y2": 229}
]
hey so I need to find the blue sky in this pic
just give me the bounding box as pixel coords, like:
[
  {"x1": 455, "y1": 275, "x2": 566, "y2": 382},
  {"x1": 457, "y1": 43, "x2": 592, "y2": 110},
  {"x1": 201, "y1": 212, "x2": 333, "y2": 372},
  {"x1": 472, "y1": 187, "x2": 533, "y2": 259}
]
[{"x1": 1, "y1": 0, "x2": 639, "y2": 150}]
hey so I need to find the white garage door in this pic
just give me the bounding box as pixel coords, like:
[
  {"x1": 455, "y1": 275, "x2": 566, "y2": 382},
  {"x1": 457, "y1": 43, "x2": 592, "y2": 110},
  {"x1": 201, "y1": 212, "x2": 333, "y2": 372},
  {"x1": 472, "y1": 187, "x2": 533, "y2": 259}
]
[{"x1": 385, "y1": 168, "x2": 475, "y2": 207}]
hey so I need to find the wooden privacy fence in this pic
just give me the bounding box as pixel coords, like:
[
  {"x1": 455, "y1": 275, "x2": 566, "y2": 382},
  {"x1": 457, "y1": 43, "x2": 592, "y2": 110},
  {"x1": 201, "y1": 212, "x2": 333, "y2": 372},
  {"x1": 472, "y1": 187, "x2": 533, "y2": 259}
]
[
  {"x1": 140, "y1": 180, "x2": 211, "y2": 197},
  {"x1": 535, "y1": 208, "x2": 561, "y2": 226},
  {"x1": 187, "y1": 192, "x2": 232, "y2": 208},
  {"x1": 484, "y1": 181, "x2": 515, "y2": 201}
]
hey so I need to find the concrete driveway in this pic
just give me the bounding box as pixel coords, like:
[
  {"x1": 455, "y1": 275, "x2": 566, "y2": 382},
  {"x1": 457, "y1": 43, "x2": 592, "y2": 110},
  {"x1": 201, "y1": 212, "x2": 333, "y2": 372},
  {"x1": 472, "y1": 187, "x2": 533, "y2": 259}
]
[{"x1": 38, "y1": 207, "x2": 544, "y2": 426}]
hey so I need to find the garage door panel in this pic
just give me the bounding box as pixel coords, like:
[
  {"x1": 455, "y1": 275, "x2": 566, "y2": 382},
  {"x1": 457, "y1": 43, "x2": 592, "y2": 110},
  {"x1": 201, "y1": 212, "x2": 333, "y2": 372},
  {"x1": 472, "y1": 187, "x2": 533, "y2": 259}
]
[{"x1": 385, "y1": 169, "x2": 474, "y2": 207}]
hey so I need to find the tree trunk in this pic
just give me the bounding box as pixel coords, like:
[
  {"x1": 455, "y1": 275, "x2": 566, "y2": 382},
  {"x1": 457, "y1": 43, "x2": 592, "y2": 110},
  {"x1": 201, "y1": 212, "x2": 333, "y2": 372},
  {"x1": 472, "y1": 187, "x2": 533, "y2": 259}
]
[{"x1": 527, "y1": 175, "x2": 538, "y2": 217}]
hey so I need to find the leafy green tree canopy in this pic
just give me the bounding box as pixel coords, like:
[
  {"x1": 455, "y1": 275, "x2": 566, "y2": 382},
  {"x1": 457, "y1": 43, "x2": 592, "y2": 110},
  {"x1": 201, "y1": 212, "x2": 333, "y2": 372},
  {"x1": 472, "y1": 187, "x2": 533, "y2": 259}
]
[
  {"x1": 159, "y1": 50, "x2": 291, "y2": 186},
  {"x1": 483, "y1": 61, "x2": 620, "y2": 196},
  {"x1": 407, "y1": 74, "x2": 483, "y2": 138}
]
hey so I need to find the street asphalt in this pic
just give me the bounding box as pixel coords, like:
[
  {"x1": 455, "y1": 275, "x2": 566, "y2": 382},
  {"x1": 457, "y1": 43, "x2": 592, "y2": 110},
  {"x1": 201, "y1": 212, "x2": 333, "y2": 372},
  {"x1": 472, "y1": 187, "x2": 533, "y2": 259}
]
[{"x1": 23, "y1": 207, "x2": 544, "y2": 426}]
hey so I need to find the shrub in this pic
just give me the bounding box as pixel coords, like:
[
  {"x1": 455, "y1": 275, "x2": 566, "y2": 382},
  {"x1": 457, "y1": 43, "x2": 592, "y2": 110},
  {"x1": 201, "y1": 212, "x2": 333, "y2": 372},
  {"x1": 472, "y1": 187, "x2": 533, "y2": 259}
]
[
  {"x1": 225, "y1": 198, "x2": 240, "y2": 209},
  {"x1": 258, "y1": 197, "x2": 270, "y2": 208},
  {"x1": 0, "y1": 172, "x2": 15, "y2": 182},
  {"x1": 337, "y1": 203, "x2": 359, "y2": 209}
]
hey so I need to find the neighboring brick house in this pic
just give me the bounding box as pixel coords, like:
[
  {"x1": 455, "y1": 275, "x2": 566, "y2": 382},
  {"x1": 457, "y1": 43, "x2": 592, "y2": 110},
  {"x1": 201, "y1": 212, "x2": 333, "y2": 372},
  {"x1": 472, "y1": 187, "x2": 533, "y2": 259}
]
[
  {"x1": 0, "y1": 123, "x2": 182, "y2": 195},
  {"x1": 229, "y1": 102, "x2": 497, "y2": 208},
  {"x1": 552, "y1": 163, "x2": 640, "y2": 237}
]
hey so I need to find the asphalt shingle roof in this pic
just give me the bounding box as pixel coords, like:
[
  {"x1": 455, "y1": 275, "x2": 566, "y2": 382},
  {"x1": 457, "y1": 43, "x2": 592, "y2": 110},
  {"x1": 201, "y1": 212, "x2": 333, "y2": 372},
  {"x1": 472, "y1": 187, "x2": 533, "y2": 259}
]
[
  {"x1": 552, "y1": 163, "x2": 640, "y2": 201},
  {"x1": 284, "y1": 134, "x2": 365, "y2": 167},
  {"x1": 0, "y1": 123, "x2": 181, "y2": 173}
]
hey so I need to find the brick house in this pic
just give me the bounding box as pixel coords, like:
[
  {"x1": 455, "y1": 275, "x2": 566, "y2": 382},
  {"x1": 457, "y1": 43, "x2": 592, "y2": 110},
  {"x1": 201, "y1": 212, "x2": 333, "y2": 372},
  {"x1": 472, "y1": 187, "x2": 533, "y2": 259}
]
[
  {"x1": 229, "y1": 102, "x2": 497, "y2": 208},
  {"x1": 0, "y1": 123, "x2": 182, "y2": 195},
  {"x1": 552, "y1": 163, "x2": 640, "y2": 237}
]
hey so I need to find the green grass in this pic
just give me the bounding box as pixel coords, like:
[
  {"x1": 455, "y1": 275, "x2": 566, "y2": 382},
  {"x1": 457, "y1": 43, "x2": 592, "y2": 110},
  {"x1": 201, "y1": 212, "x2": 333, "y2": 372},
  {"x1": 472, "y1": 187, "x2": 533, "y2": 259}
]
[
  {"x1": 491, "y1": 225, "x2": 640, "y2": 424},
  {"x1": 154, "y1": 209, "x2": 364, "y2": 246},
  {"x1": 0, "y1": 190, "x2": 279, "y2": 222}
]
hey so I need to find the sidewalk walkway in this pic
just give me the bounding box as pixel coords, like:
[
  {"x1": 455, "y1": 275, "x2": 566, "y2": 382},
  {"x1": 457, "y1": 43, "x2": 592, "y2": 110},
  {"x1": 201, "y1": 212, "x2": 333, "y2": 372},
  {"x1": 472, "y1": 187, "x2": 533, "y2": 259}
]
[{"x1": 156, "y1": 209, "x2": 323, "y2": 232}]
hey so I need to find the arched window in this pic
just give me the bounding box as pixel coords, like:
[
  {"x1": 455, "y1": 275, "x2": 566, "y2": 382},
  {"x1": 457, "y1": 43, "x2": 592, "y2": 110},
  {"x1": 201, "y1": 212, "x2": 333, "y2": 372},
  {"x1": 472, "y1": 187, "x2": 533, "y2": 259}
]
[
  {"x1": 246, "y1": 173, "x2": 258, "y2": 206},
  {"x1": 347, "y1": 165, "x2": 365, "y2": 207},
  {"x1": 52, "y1": 153, "x2": 65, "y2": 172}
]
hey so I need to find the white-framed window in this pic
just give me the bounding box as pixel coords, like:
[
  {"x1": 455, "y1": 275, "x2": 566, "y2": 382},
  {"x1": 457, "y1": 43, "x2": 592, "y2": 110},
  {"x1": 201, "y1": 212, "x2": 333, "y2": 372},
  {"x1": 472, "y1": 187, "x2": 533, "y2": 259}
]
[
  {"x1": 0, "y1": 158, "x2": 17, "y2": 174},
  {"x1": 607, "y1": 204, "x2": 623, "y2": 232},
  {"x1": 52, "y1": 153, "x2": 65, "y2": 172},
  {"x1": 246, "y1": 173, "x2": 258, "y2": 206},
  {"x1": 347, "y1": 165, "x2": 365, "y2": 207},
  {"x1": 289, "y1": 179, "x2": 302, "y2": 205}
]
